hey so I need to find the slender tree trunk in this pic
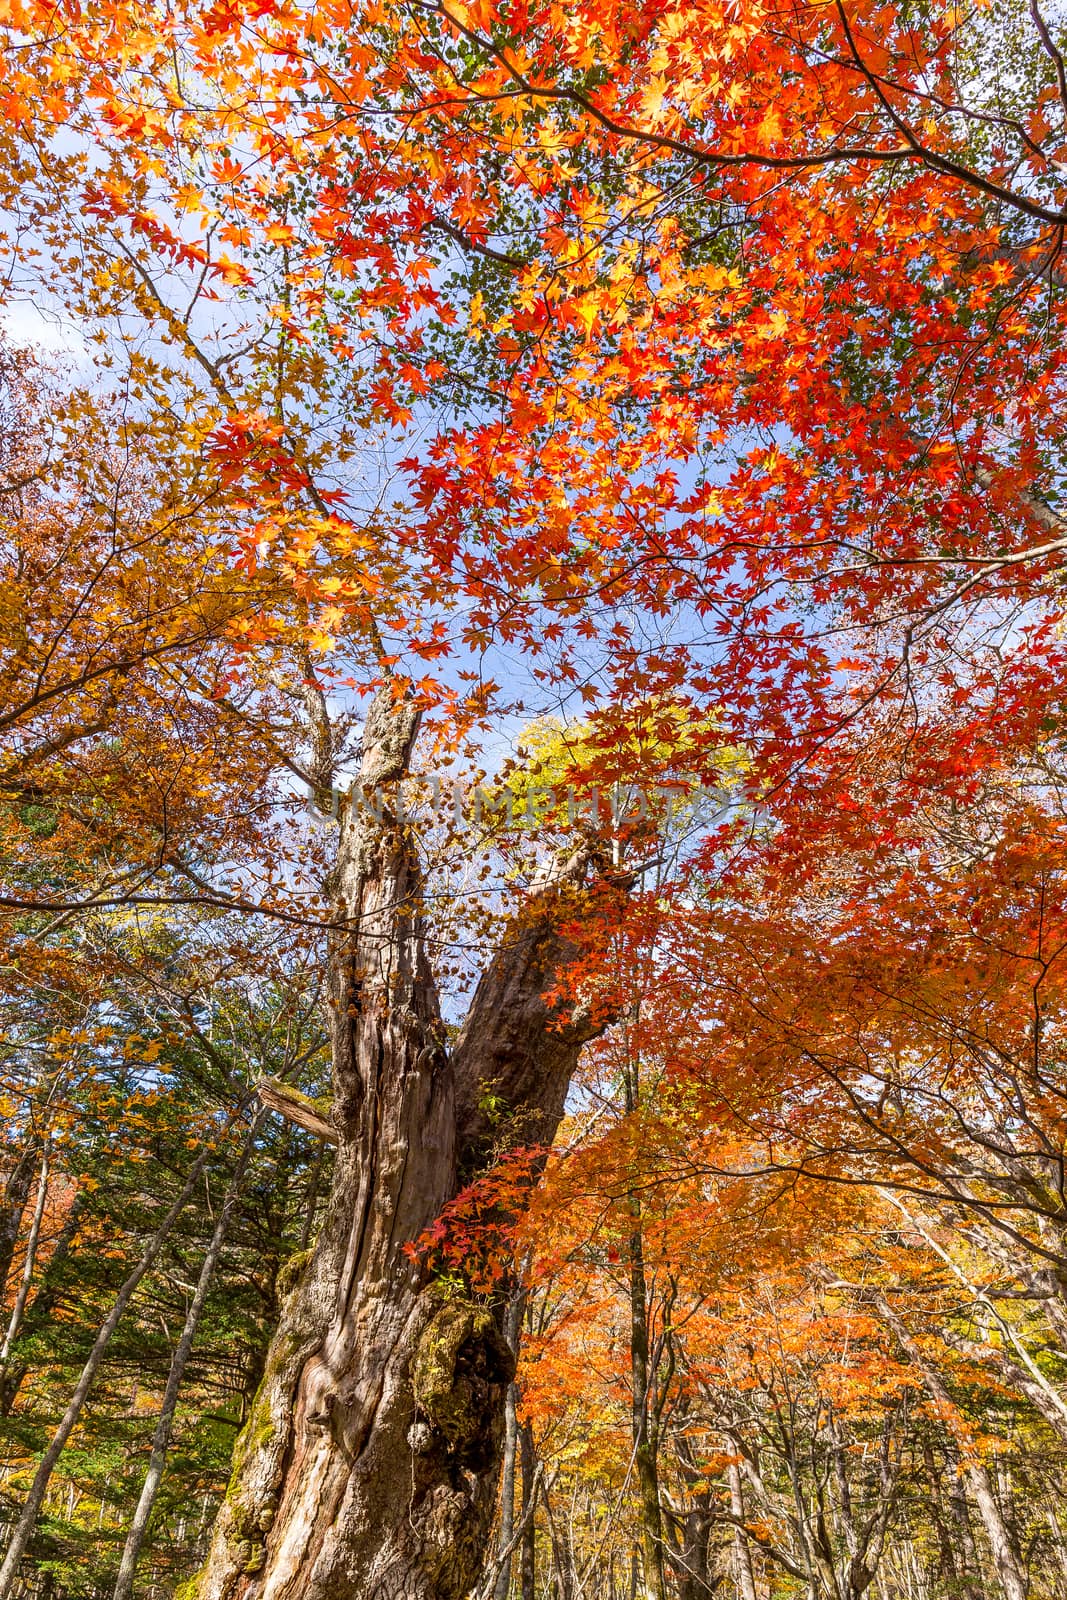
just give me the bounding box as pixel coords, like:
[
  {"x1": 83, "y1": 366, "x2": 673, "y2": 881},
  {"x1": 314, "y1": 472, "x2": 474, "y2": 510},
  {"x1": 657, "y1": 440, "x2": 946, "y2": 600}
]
[
  {"x1": 628, "y1": 1213, "x2": 666, "y2": 1600},
  {"x1": 0, "y1": 1143, "x2": 48, "y2": 1365},
  {"x1": 945, "y1": 1451, "x2": 986, "y2": 1600},
  {"x1": 622, "y1": 1044, "x2": 666, "y2": 1600},
  {"x1": 0, "y1": 1143, "x2": 38, "y2": 1299},
  {"x1": 1044, "y1": 1496, "x2": 1067, "y2": 1586},
  {"x1": 189, "y1": 690, "x2": 618, "y2": 1600},
  {"x1": 0, "y1": 1185, "x2": 87, "y2": 1416},
  {"x1": 965, "y1": 1462, "x2": 1027, "y2": 1600},
  {"x1": 493, "y1": 1293, "x2": 524, "y2": 1600},
  {"x1": 876, "y1": 1297, "x2": 1027, "y2": 1600},
  {"x1": 728, "y1": 1461, "x2": 758, "y2": 1600},
  {"x1": 493, "y1": 1386, "x2": 518, "y2": 1600},
  {"x1": 299, "y1": 1143, "x2": 326, "y2": 1253},
  {"x1": 541, "y1": 1480, "x2": 574, "y2": 1600},
  {"x1": 520, "y1": 1422, "x2": 537, "y2": 1600},
  {"x1": 111, "y1": 1117, "x2": 262, "y2": 1600},
  {"x1": 0, "y1": 1127, "x2": 230, "y2": 1599},
  {"x1": 921, "y1": 1441, "x2": 962, "y2": 1594}
]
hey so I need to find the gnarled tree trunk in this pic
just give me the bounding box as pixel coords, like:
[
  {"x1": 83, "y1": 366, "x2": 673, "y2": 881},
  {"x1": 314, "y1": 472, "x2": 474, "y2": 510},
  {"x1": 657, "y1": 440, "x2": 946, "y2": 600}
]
[{"x1": 191, "y1": 690, "x2": 611, "y2": 1600}]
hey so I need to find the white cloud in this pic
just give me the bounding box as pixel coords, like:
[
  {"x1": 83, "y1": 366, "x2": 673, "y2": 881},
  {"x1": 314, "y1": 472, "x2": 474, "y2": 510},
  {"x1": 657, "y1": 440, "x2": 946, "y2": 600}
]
[{"x1": 0, "y1": 300, "x2": 89, "y2": 361}]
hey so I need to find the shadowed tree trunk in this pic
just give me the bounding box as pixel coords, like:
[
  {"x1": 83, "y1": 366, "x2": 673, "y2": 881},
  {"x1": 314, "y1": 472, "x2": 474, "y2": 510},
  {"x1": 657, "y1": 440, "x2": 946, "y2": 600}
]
[
  {"x1": 0, "y1": 1186, "x2": 87, "y2": 1417},
  {"x1": 519, "y1": 1420, "x2": 538, "y2": 1600},
  {"x1": 0, "y1": 1142, "x2": 38, "y2": 1300},
  {"x1": 672, "y1": 1490, "x2": 717, "y2": 1600},
  {"x1": 628, "y1": 1209, "x2": 666, "y2": 1600},
  {"x1": 191, "y1": 689, "x2": 618, "y2": 1600},
  {"x1": 0, "y1": 1144, "x2": 48, "y2": 1366}
]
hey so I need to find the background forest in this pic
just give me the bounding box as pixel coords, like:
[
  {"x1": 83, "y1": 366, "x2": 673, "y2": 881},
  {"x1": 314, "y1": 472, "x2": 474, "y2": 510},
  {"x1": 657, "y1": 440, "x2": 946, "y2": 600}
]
[{"x1": 1, "y1": 0, "x2": 1067, "y2": 1595}]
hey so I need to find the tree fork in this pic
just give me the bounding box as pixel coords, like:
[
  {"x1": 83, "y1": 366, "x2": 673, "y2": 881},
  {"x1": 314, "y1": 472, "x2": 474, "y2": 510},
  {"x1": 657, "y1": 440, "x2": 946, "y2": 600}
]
[{"x1": 190, "y1": 689, "x2": 622, "y2": 1600}]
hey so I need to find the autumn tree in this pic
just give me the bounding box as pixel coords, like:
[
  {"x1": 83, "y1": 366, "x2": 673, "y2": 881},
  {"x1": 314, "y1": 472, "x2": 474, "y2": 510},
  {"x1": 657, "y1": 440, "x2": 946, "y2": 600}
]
[
  {"x1": 1, "y1": 0, "x2": 1066, "y2": 1596},
  {"x1": 0, "y1": 899, "x2": 330, "y2": 1593}
]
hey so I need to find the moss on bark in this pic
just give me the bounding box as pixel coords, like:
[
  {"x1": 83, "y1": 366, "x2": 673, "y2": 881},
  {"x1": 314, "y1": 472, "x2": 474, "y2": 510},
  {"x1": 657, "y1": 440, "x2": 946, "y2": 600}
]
[{"x1": 413, "y1": 1299, "x2": 514, "y2": 1453}]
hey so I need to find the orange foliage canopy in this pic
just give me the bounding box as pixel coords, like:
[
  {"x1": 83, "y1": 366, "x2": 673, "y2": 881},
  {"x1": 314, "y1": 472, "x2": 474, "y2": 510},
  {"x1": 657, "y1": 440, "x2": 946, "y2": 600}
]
[{"x1": 0, "y1": 0, "x2": 1063, "y2": 802}]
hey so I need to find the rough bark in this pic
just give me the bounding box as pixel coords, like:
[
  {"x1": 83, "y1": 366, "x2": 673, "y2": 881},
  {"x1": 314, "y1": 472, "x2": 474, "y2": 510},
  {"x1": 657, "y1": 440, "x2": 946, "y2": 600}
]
[
  {"x1": 255, "y1": 1080, "x2": 336, "y2": 1146},
  {"x1": 190, "y1": 690, "x2": 616, "y2": 1600}
]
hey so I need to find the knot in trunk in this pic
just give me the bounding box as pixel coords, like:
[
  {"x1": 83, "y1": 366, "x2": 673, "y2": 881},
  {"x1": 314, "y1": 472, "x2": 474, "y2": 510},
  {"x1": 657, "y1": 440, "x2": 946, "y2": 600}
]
[{"x1": 412, "y1": 1299, "x2": 515, "y2": 1459}]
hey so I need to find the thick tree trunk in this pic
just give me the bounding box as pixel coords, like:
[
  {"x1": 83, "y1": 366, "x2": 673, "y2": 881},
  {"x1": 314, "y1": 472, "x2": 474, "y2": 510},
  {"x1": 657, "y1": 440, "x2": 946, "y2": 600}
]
[
  {"x1": 673, "y1": 1492, "x2": 716, "y2": 1600},
  {"x1": 191, "y1": 691, "x2": 612, "y2": 1600}
]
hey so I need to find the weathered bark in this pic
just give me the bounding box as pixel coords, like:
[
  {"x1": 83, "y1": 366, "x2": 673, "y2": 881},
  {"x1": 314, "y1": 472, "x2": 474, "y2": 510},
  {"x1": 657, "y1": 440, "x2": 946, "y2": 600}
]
[
  {"x1": 256, "y1": 1080, "x2": 337, "y2": 1146},
  {"x1": 190, "y1": 690, "x2": 615, "y2": 1600}
]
